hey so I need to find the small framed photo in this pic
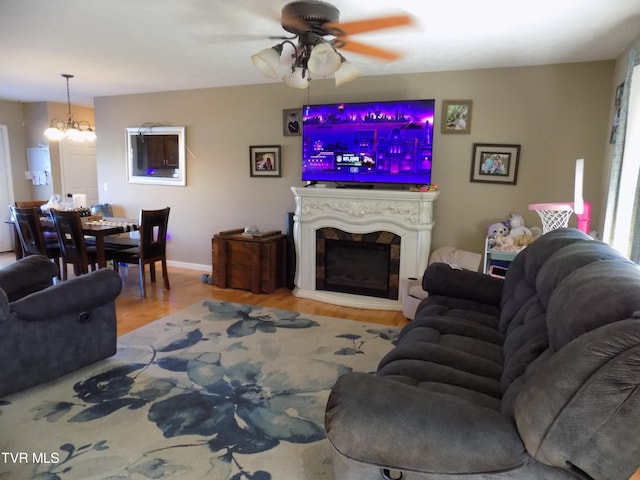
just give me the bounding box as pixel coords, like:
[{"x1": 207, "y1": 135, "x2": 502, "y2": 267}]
[
  {"x1": 283, "y1": 108, "x2": 301, "y2": 136},
  {"x1": 441, "y1": 100, "x2": 472, "y2": 134},
  {"x1": 470, "y1": 143, "x2": 520, "y2": 185},
  {"x1": 250, "y1": 145, "x2": 281, "y2": 177}
]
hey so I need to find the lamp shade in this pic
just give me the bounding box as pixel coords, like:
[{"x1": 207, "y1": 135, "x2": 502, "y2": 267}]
[
  {"x1": 251, "y1": 46, "x2": 283, "y2": 79},
  {"x1": 282, "y1": 67, "x2": 310, "y2": 89},
  {"x1": 307, "y1": 43, "x2": 342, "y2": 76},
  {"x1": 334, "y1": 59, "x2": 361, "y2": 87},
  {"x1": 44, "y1": 126, "x2": 66, "y2": 141}
]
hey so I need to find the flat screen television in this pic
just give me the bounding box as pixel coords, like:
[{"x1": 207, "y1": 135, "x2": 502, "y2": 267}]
[{"x1": 301, "y1": 99, "x2": 435, "y2": 186}]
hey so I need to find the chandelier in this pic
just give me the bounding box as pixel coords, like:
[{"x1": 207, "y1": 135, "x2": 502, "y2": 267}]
[{"x1": 44, "y1": 74, "x2": 96, "y2": 142}]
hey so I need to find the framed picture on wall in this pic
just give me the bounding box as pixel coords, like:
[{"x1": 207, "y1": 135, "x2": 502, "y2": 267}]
[
  {"x1": 283, "y1": 108, "x2": 301, "y2": 136},
  {"x1": 441, "y1": 99, "x2": 472, "y2": 134},
  {"x1": 470, "y1": 143, "x2": 520, "y2": 185},
  {"x1": 250, "y1": 145, "x2": 281, "y2": 177}
]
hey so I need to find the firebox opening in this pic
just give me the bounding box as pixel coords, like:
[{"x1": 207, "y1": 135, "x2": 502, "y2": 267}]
[
  {"x1": 316, "y1": 227, "x2": 400, "y2": 300},
  {"x1": 323, "y1": 239, "x2": 391, "y2": 298}
]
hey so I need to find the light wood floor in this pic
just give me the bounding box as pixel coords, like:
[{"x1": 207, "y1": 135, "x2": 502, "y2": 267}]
[{"x1": 0, "y1": 252, "x2": 409, "y2": 336}]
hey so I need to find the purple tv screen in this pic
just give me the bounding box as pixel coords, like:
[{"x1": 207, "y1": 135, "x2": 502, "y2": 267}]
[{"x1": 301, "y1": 99, "x2": 435, "y2": 185}]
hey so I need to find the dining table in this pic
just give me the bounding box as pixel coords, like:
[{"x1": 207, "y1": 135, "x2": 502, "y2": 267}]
[{"x1": 12, "y1": 216, "x2": 139, "y2": 269}]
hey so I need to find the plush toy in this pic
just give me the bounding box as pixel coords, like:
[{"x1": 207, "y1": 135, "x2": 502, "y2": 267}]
[
  {"x1": 487, "y1": 222, "x2": 511, "y2": 249},
  {"x1": 508, "y1": 212, "x2": 540, "y2": 246}
]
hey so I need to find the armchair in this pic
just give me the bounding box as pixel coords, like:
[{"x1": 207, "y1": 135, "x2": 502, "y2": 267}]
[{"x1": 0, "y1": 255, "x2": 123, "y2": 398}]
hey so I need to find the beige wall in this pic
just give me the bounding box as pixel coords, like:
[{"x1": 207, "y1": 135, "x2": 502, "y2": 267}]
[
  {"x1": 94, "y1": 61, "x2": 614, "y2": 269},
  {"x1": 0, "y1": 99, "x2": 30, "y2": 203}
]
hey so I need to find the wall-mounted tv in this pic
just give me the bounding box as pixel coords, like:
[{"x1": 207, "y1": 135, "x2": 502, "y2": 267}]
[{"x1": 301, "y1": 99, "x2": 435, "y2": 186}]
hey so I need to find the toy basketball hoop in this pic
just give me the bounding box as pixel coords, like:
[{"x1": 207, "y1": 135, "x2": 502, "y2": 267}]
[{"x1": 528, "y1": 203, "x2": 574, "y2": 234}]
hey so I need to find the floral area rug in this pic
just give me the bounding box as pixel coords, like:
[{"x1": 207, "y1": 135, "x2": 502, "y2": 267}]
[{"x1": 0, "y1": 300, "x2": 398, "y2": 480}]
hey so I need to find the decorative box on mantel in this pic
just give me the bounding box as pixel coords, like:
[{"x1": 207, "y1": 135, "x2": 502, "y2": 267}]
[{"x1": 291, "y1": 186, "x2": 439, "y2": 310}]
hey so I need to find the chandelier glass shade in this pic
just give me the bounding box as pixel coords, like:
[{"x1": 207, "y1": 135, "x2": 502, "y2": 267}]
[
  {"x1": 44, "y1": 74, "x2": 96, "y2": 142},
  {"x1": 251, "y1": 39, "x2": 360, "y2": 89}
]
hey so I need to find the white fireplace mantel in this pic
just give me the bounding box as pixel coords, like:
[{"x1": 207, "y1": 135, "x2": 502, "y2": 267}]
[{"x1": 291, "y1": 186, "x2": 439, "y2": 310}]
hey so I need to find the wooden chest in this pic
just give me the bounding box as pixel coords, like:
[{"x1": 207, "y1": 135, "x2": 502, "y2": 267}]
[{"x1": 211, "y1": 228, "x2": 286, "y2": 294}]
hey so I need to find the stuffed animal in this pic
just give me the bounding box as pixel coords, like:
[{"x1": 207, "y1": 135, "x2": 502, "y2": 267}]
[
  {"x1": 508, "y1": 212, "x2": 540, "y2": 246},
  {"x1": 488, "y1": 221, "x2": 509, "y2": 238},
  {"x1": 487, "y1": 222, "x2": 511, "y2": 249}
]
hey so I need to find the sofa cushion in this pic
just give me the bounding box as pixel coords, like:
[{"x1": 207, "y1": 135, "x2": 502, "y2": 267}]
[
  {"x1": 499, "y1": 228, "x2": 591, "y2": 335},
  {"x1": 514, "y1": 318, "x2": 640, "y2": 480},
  {"x1": 422, "y1": 262, "x2": 503, "y2": 307},
  {"x1": 547, "y1": 260, "x2": 640, "y2": 351},
  {"x1": 377, "y1": 303, "x2": 504, "y2": 411}
]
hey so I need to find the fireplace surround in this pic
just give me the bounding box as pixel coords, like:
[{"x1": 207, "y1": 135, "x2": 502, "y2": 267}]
[{"x1": 291, "y1": 186, "x2": 439, "y2": 310}]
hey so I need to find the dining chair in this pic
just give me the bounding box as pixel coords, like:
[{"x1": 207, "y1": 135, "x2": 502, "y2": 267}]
[
  {"x1": 49, "y1": 209, "x2": 100, "y2": 280},
  {"x1": 112, "y1": 207, "x2": 170, "y2": 297},
  {"x1": 14, "y1": 200, "x2": 47, "y2": 208},
  {"x1": 9, "y1": 206, "x2": 61, "y2": 276}
]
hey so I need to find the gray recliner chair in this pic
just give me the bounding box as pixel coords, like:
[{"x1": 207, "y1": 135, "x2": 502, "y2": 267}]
[{"x1": 0, "y1": 255, "x2": 123, "y2": 398}]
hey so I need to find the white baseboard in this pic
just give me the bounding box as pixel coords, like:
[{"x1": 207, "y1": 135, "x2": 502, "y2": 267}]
[{"x1": 166, "y1": 260, "x2": 211, "y2": 272}]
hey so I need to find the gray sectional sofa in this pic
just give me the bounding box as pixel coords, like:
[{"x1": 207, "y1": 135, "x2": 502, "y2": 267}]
[
  {"x1": 325, "y1": 228, "x2": 640, "y2": 480},
  {"x1": 0, "y1": 255, "x2": 123, "y2": 397}
]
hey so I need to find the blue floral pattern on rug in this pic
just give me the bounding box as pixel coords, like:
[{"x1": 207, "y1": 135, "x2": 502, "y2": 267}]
[{"x1": 0, "y1": 301, "x2": 398, "y2": 480}]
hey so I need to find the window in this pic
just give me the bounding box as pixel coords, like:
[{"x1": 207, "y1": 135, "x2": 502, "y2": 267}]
[{"x1": 603, "y1": 49, "x2": 640, "y2": 261}]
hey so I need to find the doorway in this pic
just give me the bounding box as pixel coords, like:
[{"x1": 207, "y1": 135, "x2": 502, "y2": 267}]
[
  {"x1": 0, "y1": 125, "x2": 15, "y2": 252},
  {"x1": 59, "y1": 139, "x2": 98, "y2": 208}
]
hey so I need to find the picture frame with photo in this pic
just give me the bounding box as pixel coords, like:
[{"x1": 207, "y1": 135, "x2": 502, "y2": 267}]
[
  {"x1": 250, "y1": 145, "x2": 281, "y2": 177},
  {"x1": 470, "y1": 143, "x2": 520, "y2": 185},
  {"x1": 441, "y1": 100, "x2": 472, "y2": 134},
  {"x1": 283, "y1": 108, "x2": 302, "y2": 136}
]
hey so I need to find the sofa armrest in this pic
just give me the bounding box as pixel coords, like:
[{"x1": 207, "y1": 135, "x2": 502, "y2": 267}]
[
  {"x1": 422, "y1": 262, "x2": 503, "y2": 306},
  {"x1": 325, "y1": 372, "x2": 526, "y2": 474},
  {"x1": 0, "y1": 256, "x2": 59, "y2": 302},
  {"x1": 515, "y1": 319, "x2": 640, "y2": 479},
  {"x1": 10, "y1": 268, "x2": 122, "y2": 321}
]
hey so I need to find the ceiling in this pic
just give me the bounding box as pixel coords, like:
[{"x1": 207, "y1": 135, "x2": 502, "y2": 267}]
[{"x1": 1, "y1": 0, "x2": 640, "y2": 107}]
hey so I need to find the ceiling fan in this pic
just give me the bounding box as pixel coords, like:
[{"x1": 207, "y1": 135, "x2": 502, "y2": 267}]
[{"x1": 251, "y1": 0, "x2": 413, "y2": 89}]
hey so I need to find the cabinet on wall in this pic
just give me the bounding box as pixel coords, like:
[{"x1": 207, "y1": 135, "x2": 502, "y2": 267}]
[
  {"x1": 135, "y1": 134, "x2": 179, "y2": 169},
  {"x1": 211, "y1": 229, "x2": 286, "y2": 294}
]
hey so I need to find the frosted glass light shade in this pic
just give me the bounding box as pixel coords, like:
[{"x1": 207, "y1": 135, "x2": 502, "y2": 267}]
[
  {"x1": 251, "y1": 46, "x2": 283, "y2": 79},
  {"x1": 283, "y1": 67, "x2": 310, "y2": 89},
  {"x1": 44, "y1": 127, "x2": 66, "y2": 141},
  {"x1": 307, "y1": 43, "x2": 341, "y2": 76},
  {"x1": 334, "y1": 59, "x2": 361, "y2": 87}
]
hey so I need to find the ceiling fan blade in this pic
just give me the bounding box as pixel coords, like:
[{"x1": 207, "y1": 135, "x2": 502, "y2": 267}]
[
  {"x1": 325, "y1": 14, "x2": 413, "y2": 37},
  {"x1": 336, "y1": 39, "x2": 403, "y2": 61}
]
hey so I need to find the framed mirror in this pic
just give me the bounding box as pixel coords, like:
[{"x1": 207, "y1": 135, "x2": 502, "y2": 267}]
[{"x1": 126, "y1": 126, "x2": 186, "y2": 186}]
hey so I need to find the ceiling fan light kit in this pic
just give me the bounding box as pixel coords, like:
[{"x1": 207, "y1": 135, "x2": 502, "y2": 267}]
[
  {"x1": 334, "y1": 57, "x2": 361, "y2": 87},
  {"x1": 44, "y1": 74, "x2": 96, "y2": 142},
  {"x1": 250, "y1": 44, "x2": 284, "y2": 80},
  {"x1": 251, "y1": 0, "x2": 411, "y2": 89},
  {"x1": 307, "y1": 42, "x2": 342, "y2": 76}
]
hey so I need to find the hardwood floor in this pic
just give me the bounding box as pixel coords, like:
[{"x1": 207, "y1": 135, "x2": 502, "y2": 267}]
[
  {"x1": 114, "y1": 263, "x2": 409, "y2": 336},
  {"x1": 0, "y1": 252, "x2": 409, "y2": 336}
]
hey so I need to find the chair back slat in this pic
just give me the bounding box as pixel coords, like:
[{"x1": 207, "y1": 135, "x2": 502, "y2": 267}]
[
  {"x1": 10, "y1": 206, "x2": 48, "y2": 256},
  {"x1": 139, "y1": 207, "x2": 170, "y2": 260},
  {"x1": 50, "y1": 209, "x2": 90, "y2": 274}
]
